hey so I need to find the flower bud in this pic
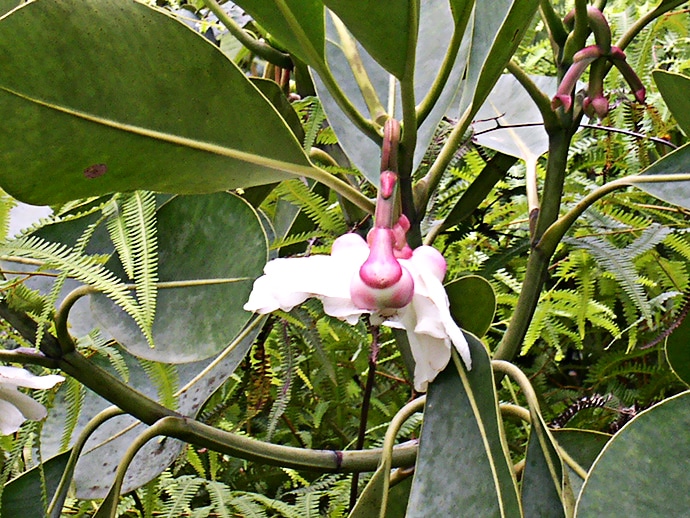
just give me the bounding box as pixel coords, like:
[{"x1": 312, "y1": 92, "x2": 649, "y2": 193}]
[
  {"x1": 351, "y1": 228, "x2": 414, "y2": 310},
  {"x1": 362, "y1": 228, "x2": 404, "y2": 288}
]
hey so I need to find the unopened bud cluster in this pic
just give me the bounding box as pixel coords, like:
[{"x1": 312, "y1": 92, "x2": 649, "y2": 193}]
[{"x1": 552, "y1": 7, "x2": 646, "y2": 118}]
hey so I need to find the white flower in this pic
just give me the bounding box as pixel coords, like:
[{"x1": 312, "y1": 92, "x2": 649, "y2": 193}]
[
  {"x1": 244, "y1": 232, "x2": 471, "y2": 392},
  {"x1": 0, "y1": 366, "x2": 64, "y2": 435}
]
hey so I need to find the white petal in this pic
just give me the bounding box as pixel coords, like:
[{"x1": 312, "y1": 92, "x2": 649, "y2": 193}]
[
  {"x1": 244, "y1": 234, "x2": 370, "y2": 323},
  {"x1": 406, "y1": 254, "x2": 472, "y2": 370},
  {"x1": 0, "y1": 398, "x2": 28, "y2": 435},
  {"x1": 0, "y1": 386, "x2": 47, "y2": 420},
  {"x1": 390, "y1": 307, "x2": 451, "y2": 392},
  {"x1": 0, "y1": 366, "x2": 64, "y2": 389}
]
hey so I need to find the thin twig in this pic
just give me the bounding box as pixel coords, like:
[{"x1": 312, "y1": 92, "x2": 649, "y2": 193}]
[{"x1": 349, "y1": 325, "x2": 381, "y2": 511}]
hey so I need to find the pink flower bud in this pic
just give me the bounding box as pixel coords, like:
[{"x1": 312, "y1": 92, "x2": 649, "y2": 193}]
[
  {"x1": 362, "y1": 228, "x2": 404, "y2": 288},
  {"x1": 584, "y1": 94, "x2": 609, "y2": 118},
  {"x1": 392, "y1": 215, "x2": 413, "y2": 259},
  {"x1": 351, "y1": 227, "x2": 414, "y2": 310}
]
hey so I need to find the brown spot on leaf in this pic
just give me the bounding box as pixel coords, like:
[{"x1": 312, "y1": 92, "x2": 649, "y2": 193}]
[{"x1": 83, "y1": 163, "x2": 107, "y2": 179}]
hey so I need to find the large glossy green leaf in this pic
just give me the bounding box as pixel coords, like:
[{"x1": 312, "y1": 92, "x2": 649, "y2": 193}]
[
  {"x1": 406, "y1": 334, "x2": 521, "y2": 517},
  {"x1": 0, "y1": 0, "x2": 315, "y2": 205},
  {"x1": 637, "y1": 142, "x2": 690, "y2": 209},
  {"x1": 446, "y1": 275, "x2": 496, "y2": 337},
  {"x1": 575, "y1": 391, "x2": 690, "y2": 517},
  {"x1": 323, "y1": 0, "x2": 411, "y2": 79},
  {"x1": 235, "y1": 0, "x2": 324, "y2": 67},
  {"x1": 521, "y1": 422, "x2": 576, "y2": 518},
  {"x1": 552, "y1": 429, "x2": 610, "y2": 498},
  {"x1": 91, "y1": 193, "x2": 267, "y2": 362},
  {"x1": 665, "y1": 313, "x2": 690, "y2": 386},
  {"x1": 315, "y1": 1, "x2": 471, "y2": 183},
  {"x1": 0, "y1": 0, "x2": 19, "y2": 17},
  {"x1": 653, "y1": 70, "x2": 690, "y2": 135},
  {"x1": 1, "y1": 451, "x2": 70, "y2": 518},
  {"x1": 456, "y1": 0, "x2": 540, "y2": 124}
]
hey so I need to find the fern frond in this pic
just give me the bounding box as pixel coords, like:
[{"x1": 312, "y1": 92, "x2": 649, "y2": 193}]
[
  {"x1": 301, "y1": 97, "x2": 326, "y2": 151},
  {"x1": 160, "y1": 475, "x2": 204, "y2": 518},
  {"x1": 140, "y1": 360, "x2": 178, "y2": 410},
  {"x1": 106, "y1": 191, "x2": 158, "y2": 328},
  {"x1": 275, "y1": 179, "x2": 347, "y2": 234},
  {"x1": 58, "y1": 377, "x2": 85, "y2": 451},
  {"x1": 0, "y1": 235, "x2": 152, "y2": 345},
  {"x1": 569, "y1": 235, "x2": 652, "y2": 324},
  {"x1": 269, "y1": 230, "x2": 324, "y2": 251},
  {"x1": 0, "y1": 191, "x2": 15, "y2": 240},
  {"x1": 266, "y1": 329, "x2": 293, "y2": 440},
  {"x1": 35, "y1": 209, "x2": 109, "y2": 346}
]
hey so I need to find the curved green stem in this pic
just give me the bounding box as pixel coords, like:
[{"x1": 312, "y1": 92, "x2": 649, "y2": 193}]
[
  {"x1": 201, "y1": 0, "x2": 292, "y2": 68},
  {"x1": 95, "y1": 417, "x2": 180, "y2": 518},
  {"x1": 1, "y1": 303, "x2": 420, "y2": 477},
  {"x1": 615, "y1": 0, "x2": 687, "y2": 52},
  {"x1": 378, "y1": 396, "x2": 426, "y2": 516},
  {"x1": 309, "y1": 147, "x2": 340, "y2": 168},
  {"x1": 500, "y1": 403, "x2": 531, "y2": 423},
  {"x1": 507, "y1": 60, "x2": 559, "y2": 129},
  {"x1": 48, "y1": 407, "x2": 124, "y2": 518},
  {"x1": 416, "y1": 2, "x2": 472, "y2": 125},
  {"x1": 541, "y1": 173, "x2": 690, "y2": 256},
  {"x1": 0, "y1": 348, "x2": 59, "y2": 369},
  {"x1": 330, "y1": 13, "x2": 387, "y2": 123},
  {"x1": 493, "y1": 362, "x2": 588, "y2": 482},
  {"x1": 271, "y1": 0, "x2": 381, "y2": 143}
]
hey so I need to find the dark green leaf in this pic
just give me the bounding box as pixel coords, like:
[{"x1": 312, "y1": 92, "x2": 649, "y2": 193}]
[
  {"x1": 407, "y1": 334, "x2": 521, "y2": 517},
  {"x1": 446, "y1": 275, "x2": 496, "y2": 337},
  {"x1": 552, "y1": 429, "x2": 610, "y2": 498},
  {"x1": 575, "y1": 391, "x2": 690, "y2": 517},
  {"x1": 1, "y1": 451, "x2": 70, "y2": 518},
  {"x1": 665, "y1": 312, "x2": 690, "y2": 387},
  {"x1": 250, "y1": 78, "x2": 305, "y2": 143},
  {"x1": 456, "y1": 0, "x2": 540, "y2": 124},
  {"x1": 521, "y1": 424, "x2": 576, "y2": 518},
  {"x1": 0, "y1": 0, "x2": 314, "y2": 205},
  {"x1": 349, "y1": 465, "x2": 388, "y2": 518},
  {"x1": 92, "y1": 193, "x2": 267, "y2": 362},
  {"x1": 236, "y1": 0, "x2": 324, "y2": 67},
  {"x1": 653, "y1": 70, "x2": 690, "y2": 136},
  {"x1": 0, "y1": 0, "x2": 20, "y2": 17},
  {"x1": 323, "y1": 0, "x2": 411, "y2": 79}
]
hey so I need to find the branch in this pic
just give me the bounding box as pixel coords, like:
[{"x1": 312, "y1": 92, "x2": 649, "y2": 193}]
[
  {"x1": 201, "y1": 0, "x2": 292, "y2": 69},
  {"x1": 331, "y1": 13, "x2": 387, "y2": 123},
  {"x1": 416, "y1": 2, "x2": 473, "y2": 125},
  {"x1": 506, "y1": 60, "x2": 559, "y2": 130},
  {"x1": 615, "y1": 0, "x2": 688, "y2": 52}
]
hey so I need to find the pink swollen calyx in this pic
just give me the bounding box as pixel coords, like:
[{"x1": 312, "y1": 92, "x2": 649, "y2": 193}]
[{"x1": 351, "y1": 216, "x2": 415, "y2": 311}]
